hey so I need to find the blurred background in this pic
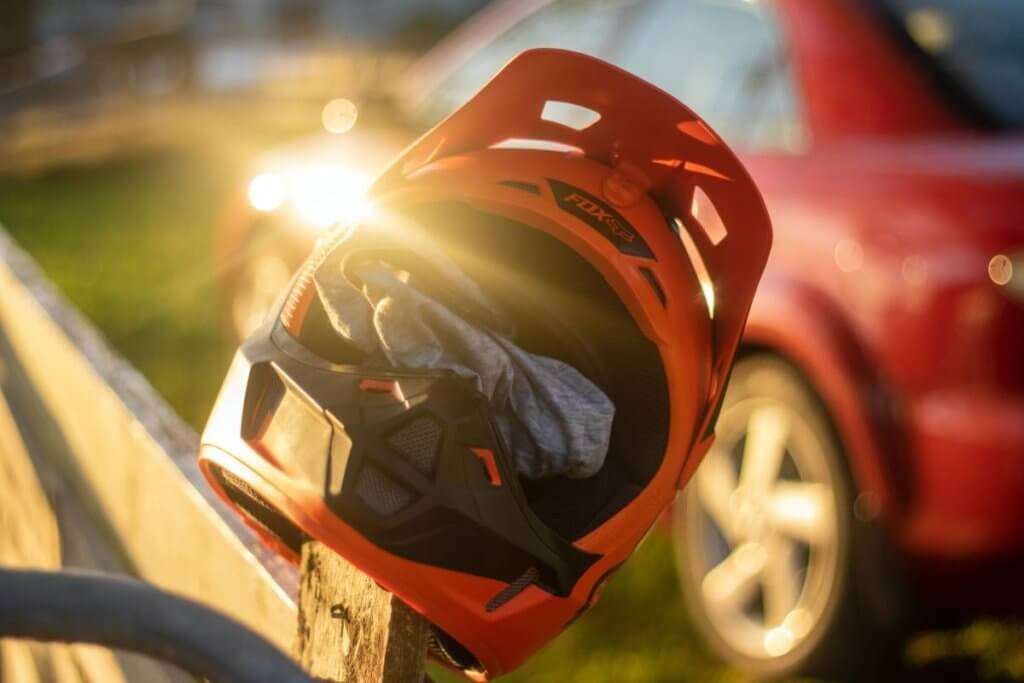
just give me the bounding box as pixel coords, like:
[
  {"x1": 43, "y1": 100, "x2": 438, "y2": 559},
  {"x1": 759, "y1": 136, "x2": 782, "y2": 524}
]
[{"x1": 2, "y1": 0, "x2": 1023, "y2": 681}]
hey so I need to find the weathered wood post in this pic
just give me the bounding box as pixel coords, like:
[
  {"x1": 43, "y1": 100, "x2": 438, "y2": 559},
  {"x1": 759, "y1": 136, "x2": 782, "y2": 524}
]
[{"x1": 296, "y1": 542, "x2": 430, "y2": 683}]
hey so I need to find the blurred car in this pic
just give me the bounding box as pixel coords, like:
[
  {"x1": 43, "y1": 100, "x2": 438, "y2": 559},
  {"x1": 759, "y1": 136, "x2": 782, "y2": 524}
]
[{"x1": 216, "y1": 0, "x2": 1024, "y2": 679}]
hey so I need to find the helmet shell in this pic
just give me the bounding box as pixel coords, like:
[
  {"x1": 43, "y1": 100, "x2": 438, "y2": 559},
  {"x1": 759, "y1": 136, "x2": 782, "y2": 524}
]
[{"x1": 200, "y1": 48, "x2": 772, "y2": 678}]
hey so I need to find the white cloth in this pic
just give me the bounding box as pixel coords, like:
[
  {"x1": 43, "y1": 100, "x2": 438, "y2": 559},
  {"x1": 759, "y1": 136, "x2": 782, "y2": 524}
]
[{"x1": 313, "y1": 223, "x2": 614, "y2": 479}]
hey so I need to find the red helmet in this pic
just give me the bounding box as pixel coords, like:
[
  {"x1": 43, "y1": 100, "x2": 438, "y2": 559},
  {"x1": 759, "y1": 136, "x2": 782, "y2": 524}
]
[{"x1": 200, "y1": 49, "x2": 771, "y2": 678}]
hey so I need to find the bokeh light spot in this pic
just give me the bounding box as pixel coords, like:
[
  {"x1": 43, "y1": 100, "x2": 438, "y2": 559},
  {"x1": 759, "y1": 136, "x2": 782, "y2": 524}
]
[
  {"x1": 989, "y1": 254, "x2": 1013, "y2": 286},
  {"x1": 784, "y1": 608, "x2": 813, "y2": 639},
  {"x1": 322, "y1": 98, "x2": 358, "y2": 135},
  {"x1": 764, "y1": 626, "x2": 795, "y2": 656},
  {"x1": 906, "y1": 9, "x2": 954, "y2": 53},
  {"x1": 834, "y1": 239, "x2": 863, "y2": 273}
]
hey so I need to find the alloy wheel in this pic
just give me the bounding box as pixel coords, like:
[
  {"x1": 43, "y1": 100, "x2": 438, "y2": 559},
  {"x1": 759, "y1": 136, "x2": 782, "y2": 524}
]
[{"x1": 678, "y1": 395, "x2": 841, "y2": 662}]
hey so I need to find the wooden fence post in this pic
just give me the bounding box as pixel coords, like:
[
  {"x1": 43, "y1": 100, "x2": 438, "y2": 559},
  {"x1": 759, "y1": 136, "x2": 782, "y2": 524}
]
[{"x1": 295, "y1": 542, "x2": 430, "y2": 683}]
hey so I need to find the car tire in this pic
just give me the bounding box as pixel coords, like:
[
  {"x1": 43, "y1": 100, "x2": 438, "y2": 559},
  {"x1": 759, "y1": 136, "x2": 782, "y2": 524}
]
[{"x1": 673, "y1": 354, "x2": 909, "y2": 681}]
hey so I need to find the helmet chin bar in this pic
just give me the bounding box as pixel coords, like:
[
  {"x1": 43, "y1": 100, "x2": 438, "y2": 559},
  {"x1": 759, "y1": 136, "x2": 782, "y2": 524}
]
[{"x1": 222, "y1": 322, "x2": 600, "y2": 598}]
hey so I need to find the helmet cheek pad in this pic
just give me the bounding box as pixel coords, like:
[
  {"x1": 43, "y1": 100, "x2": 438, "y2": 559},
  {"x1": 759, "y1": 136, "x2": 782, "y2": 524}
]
[
  {"x1": 200, "y1": 49, "x2": 771, "y2": 679},
  {"x1": 200, "y1": 331, "x2": 596, "y2": 673},
  {"x1": 218, "y1": 326, "x2": 600, "y2": 579}
]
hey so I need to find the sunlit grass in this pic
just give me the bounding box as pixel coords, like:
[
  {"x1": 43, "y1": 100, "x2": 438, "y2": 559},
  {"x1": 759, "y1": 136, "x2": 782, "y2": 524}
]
[
  {"x1": 0, "y1": 152, "x2": 237, "y2": 428},
  {"x1": 427, "y1": 532, "x2": 746, "y2": 683}
]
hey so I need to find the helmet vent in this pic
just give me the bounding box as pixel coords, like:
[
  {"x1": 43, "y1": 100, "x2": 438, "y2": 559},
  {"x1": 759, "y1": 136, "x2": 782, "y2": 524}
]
[
  {"x1": 387, "y1": 417, "x2": 443, "y2": 475},
  {"x1": 498, "y1": 180, "x2": 541, "y2": 195},
  {"x1": 638, "y1": 267, "x2": 666, "y2": 308},
  {"x1": 427, "y1": 628, "x2": 482, "y2": 672},
  {"x1": 209, "y1": 463, "x2": 305, "y2": 554},
  {"x1": 355, "y1": 465, "x2": 412, "y2": 516},
  {"x1": 485, "y1": 567, "x2": 538, "y2": 613},
  {"x1": 691, "y1": 186, "x2": 728, "y2": 245},
  {"x1": 491, "y1": 138, "x2": 583, "y2": 155},
  {"x1": 672, "y1": 217, "x2": 715, "y2": 319},
  {"x1": 540, "y1": 100, "x2": 601, "y2": 131}
]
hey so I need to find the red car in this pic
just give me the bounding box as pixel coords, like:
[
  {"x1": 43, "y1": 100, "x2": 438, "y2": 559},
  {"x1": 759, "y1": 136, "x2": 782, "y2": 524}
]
[{"x1": 218, "y1": 0, "x2": 1024, "y2": 678}]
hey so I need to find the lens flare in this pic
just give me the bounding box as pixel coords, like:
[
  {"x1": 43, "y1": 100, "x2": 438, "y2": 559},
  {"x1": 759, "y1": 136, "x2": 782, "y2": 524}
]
[
  {"x1": 289, "y1": 165, "x2": 375, "y2": 230},
  {"x1": 248, "y1": 173, "x2": 286, "y2": 212}
]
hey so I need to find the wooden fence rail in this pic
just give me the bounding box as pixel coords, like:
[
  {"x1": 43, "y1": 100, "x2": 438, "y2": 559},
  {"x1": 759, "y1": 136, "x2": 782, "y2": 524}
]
[{"x1": 0, "y1": 227, "x2": 427, "y2": 682}]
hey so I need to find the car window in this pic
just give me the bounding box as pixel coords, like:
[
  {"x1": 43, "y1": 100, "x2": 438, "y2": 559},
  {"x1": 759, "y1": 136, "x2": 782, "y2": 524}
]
[
  {"x1": 878, "y1": 0, "x2": 1024, "y2": 130},
  {"x1": 617, "y1": 0, "x2": 804, "y2": 152},
  {"x1": 417, "y1": 0, "x2": 644, "y2": 126}
]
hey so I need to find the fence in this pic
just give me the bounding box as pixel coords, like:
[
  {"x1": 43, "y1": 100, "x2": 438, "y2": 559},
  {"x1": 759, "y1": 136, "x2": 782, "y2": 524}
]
[{"x1": 0, "y1": 227, "x2": 428, "y2": 682}]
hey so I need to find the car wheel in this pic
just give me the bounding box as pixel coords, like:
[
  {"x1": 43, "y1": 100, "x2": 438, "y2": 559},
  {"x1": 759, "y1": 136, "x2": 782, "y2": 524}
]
[
  {"x1": 229, "y1": 230, "x2": 295, "y2": 342},
  {"x1": 674, "y1": 354, "x2": 905, "y2": 681}
]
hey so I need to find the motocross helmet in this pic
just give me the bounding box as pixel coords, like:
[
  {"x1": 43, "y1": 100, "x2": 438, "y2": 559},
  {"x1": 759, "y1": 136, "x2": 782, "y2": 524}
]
[{"x1": 200, "y1": 49, "x2": 771, "y2": 678}]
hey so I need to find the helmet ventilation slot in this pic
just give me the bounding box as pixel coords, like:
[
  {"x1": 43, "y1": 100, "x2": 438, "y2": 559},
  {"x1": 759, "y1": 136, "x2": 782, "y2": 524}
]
[
  {"x1": 428, "y1": 627, "x2": 482, "y2": 673},
  {"x1": 485, "y1": 567, "x2": 539, "y2": 613},
  {"x1": 672, "y1": 216, "x2": 715, "y2": 319},
  {"x1": 355, "y1": 465, "x2": 414, "y2": 516},
  {"x1": 540, "y1": 100, "x2": 601, "y2": 131},
  {"x1": 638, "y1": 267, "x2": 666, "y2": 308},
  {"x1": 691, "y1": 185, "x2": 728, "y2": 245},
  {"x1": 209, "y1": 463, "x2": 306, "y2": 555},
  {"x1": 490, "y1": 138, "x2": 583, "y2": 155},
  {"x1": 387, "y1": 416, "x2": 443, "y2": 476},
  {"x1": 498, "y1": 180, "x2": 541, "y2": 195}
]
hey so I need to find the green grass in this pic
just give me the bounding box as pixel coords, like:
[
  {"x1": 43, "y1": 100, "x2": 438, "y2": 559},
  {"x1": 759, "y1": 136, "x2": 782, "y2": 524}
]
[
  {"x1": 2, "y1": 152, "x2": 1023, "y2": 682},
  {"x1": 435, "y1": 532, "x2": 748, "y2": 683},
  {"x1": 0, "y1": 152, "x2": 237, "y2": 428}
]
